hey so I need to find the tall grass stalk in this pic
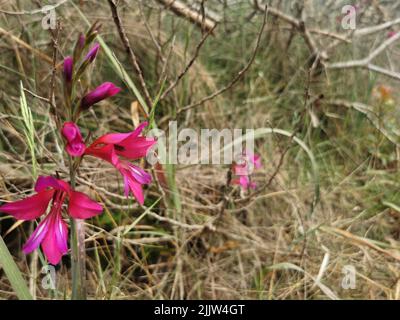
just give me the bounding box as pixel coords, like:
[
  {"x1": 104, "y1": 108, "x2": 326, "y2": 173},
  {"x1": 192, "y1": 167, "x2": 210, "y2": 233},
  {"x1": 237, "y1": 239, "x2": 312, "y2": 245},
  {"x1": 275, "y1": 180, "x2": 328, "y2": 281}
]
[{"x1": 19, "y1": 81, "x2": 37, "y2": 179}]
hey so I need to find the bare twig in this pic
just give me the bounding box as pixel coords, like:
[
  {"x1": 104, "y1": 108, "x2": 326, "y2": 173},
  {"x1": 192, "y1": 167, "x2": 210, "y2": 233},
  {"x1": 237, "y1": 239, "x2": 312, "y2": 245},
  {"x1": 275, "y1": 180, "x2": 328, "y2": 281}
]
[
  {"x1": 156, "y1": 0, "x2": 217, "y2": 33},
  {"x1": 354, "y1": 17, "x2": 400, "y2": 37},
  {"x1": 48, "y1": 21, "x2": 60, "y2": 119},
  {"x1": 327, "y1": 32, "x2": 400, "y2": 81},
  {"x1": 0, "y1": 27, "x2": 53, "y2": 64},
  {"x1": 160, "y1": 23, "x2": 217, "y2": 101},
  {"x1": 253, "y1": 1, "x2": 327, "y2": 61},
  {"x1": 108, "y1": 0, "x2": 153, "y2": 108},
  {"x1": 178, "y1": 5, "x2": 268, "y2": 114}
]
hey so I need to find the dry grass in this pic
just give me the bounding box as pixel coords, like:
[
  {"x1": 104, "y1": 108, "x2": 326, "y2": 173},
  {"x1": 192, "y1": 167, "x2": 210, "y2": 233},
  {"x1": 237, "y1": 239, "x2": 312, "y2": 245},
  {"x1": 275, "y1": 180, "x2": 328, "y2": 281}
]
[{"x1": 1, "y1": 0, "x2": 400, "y2": 300}]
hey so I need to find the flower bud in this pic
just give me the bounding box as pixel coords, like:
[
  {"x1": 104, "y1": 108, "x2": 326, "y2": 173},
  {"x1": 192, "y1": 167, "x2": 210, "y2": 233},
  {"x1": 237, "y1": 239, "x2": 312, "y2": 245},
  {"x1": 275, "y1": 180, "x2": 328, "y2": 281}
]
[
  {"x1": 80, "y1": 82, "x2": 121, "y2": 110},
  {"x1": 63, "y1": 56, "x2": 73, "y2": 84}
]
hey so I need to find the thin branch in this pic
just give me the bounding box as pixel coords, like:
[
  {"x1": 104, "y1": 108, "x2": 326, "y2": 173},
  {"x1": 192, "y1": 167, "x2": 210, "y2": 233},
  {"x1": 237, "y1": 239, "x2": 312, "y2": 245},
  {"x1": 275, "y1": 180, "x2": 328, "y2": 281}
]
[
  {"x1": 354, "y1": 17, "x2": 400, "y2": 37},
  {"x1": 108, "y1": 0, "x2": 153, "y2": 108},
  {"x1": 253, "y1": 0, "x2": 327, "y2": 61},
  {"x1": 160, "y1": 23, "x2": 217, "y2": 101},
  {"x1": 178, "y1": 5, "x2": 268, "y2": 114},
  {"x1": 156, "y1": 0, "x2": 217, "y2": 33},
  {"x1": 0, "y1": 27, "x2": 53, "y2": 64},
  {"x1": 327, "y1": 31, "x2": 400, "y2": 81}
]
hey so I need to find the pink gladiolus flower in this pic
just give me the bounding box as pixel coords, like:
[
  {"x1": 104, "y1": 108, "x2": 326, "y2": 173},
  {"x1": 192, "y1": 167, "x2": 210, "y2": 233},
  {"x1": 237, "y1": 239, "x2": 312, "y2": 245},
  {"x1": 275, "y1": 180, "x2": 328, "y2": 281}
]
[
  {"x1": 80, "y1": 82, "x2": 121, "y2": 110},
  {"x1": 62, "y1": 122, "x2": 86, "y2": 157},
  {"x1": 0, "y1": 176, "x2": 103, "y2": 264},
  {"x1": 63, "y1": 56, "x2": 73, "y2": 84},
  {"x1": 84, "y1": 43, "x2": 100, "y2": 62},
  {"x1": 232, "y1": 151, "x2": 262, "y2": 190},
  {"x1": 85, "y1": 122, "x2": 156, "y2": 204},
  {"x1": 117, "y1": 157, "x2": 152, "y2": 204},
  {"x1": 86, "y1": 122, "x2": 156, "y2": 160}
]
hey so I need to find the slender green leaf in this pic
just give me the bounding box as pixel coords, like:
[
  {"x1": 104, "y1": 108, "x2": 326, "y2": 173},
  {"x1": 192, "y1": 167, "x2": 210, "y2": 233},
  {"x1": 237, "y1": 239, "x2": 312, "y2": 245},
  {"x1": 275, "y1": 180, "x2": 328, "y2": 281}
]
[
  {"x1": 20, "y1": 81, "x2": 37, "y2": 179},
  {"x1": 0, "y1": 235, "x2": 33, "y2": 300}
]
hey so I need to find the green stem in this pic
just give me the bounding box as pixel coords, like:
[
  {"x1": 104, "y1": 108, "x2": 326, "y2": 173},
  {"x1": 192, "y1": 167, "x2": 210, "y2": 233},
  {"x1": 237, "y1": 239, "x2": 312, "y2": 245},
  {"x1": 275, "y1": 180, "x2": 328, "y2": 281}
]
[{"x1": 69, "y1": 158, "x2": 87, "y2": 300}]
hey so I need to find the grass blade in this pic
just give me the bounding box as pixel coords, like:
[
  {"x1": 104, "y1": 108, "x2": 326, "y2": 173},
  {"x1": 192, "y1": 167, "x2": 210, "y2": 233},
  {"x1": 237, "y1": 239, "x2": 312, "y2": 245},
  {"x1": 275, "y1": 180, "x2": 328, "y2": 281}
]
[
  {"x1": 0, "y1": 235, "x2": 33, "y2": 300},
  {"x1": 19, "y1": 81, "x2": 37, "y2": 179}
]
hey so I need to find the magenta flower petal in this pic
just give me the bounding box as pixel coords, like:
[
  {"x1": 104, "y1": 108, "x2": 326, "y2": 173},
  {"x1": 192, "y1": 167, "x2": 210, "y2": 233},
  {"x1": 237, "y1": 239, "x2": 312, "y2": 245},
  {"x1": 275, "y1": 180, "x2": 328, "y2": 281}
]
[
  {"x1": 243, "y1": 151, "x2": 262, "y2": 170},
  {"x1": 2, "y1": 175, "x2": 106, "y2": 265},
  {"x1": 63, "y1": 56, "x2": 73, "y2": 84},
  {"x1": 34, "y1": 176, "x2": 70, "y2": 193},
  {"x1": 239, "y1": 175, "x2": 250, "y2": 188},
  {"x1": 231, "y1": 152, "x2": 262, "y2": 190},
  {"x1": 81, "y1": 82, "x2": 121, "y2": 109},
  {"x1": 126, "y1": 163, "x2": 152, "y2": 184},
  {"x1": 84, "y1": 43, "x2": 100, "y2": 62},
  {"x1": 62, "y1": 122, "x2": 86, "y2": 157},
  {"x1": 62, "y1": 122, "x2": 80, "y2": 142},
  {"x1": 232, "y1": 176, "x2": 252, "y2": 189},
  {"x1": 116, "y1": 161, "x2": 151, "y2": 204},
  {"x1": 87, "y1": 122, "x2": 156, "y2": 160},
  {"x1": 68, "y1": 190, "x2": 103, "y2": 219},
  {"x1": 84, "y1": 122, "x2": 155, "y2": 203},
  {"x1": 66, "y1": 142, "x2": 86, "y2": 157},
  {"x1": 252, "y1": 154, "x2": 262, "y2": 169},
  {"x1": 117, "y1": 137, "x2": 156, "y2": 159},
  {"x1": 22, "y1": 216, "x2": 52, "y2": 254},
  {"x1": 124, "y1": 176, "x2": 145, "y2": 205},
  {"x1": 0, "y1": 189, "x2": 54, "y2": 221},
  {"x1": 233, "y1": 162, "x2": 248, "y2": 176},
  {"x1": 92, "y1": 132, "x2": 132, "y2": 145},
  {"x1": 85, "y1": 144, "x2": 120, "y2": 167},
  {"x1": 123, "y1": 175, "x2": 130, "y2": 197},
  {"x1": 123, "y1": 122, "x2": 148, "y2": 140},
  {"x1": 40, "y1": 213, "x2": 68, "y2": 265},
  {"x1": 93, "y1": 122, "x2": 148, "y2": 145}
]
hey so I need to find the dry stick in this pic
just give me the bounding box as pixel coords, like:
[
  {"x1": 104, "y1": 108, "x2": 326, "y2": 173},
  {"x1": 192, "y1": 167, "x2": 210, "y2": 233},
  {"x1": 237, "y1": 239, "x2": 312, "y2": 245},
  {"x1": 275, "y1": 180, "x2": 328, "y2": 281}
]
[
  {"x1": 253, "y1": 1, "x2": 327, "y2": 61},
  {"x1": 48, "y1": 21, "x2": 61, "y2": 125},
  {"x1": 156, "y1": 0, "x2": 217, "y2": 33},
  {"x1": 0, "y1": 27, "x2": 53, "y2": 64},
  {"x1": 138, "y1": 1, "x2": 164, "y2": 64},
  {"x1": 354, "y1": 17, "x2": 400, "y2": 37},
  {"x1": 178, "y1": 6, "x2": 268, "y2": 114},
  {"x1": 138, "y1": 0, "x2": 171, "y2": 95},
  {"x1": 157, "y1": 36, "x2": 175, "y2": 90},
  {"x1": 23, "y1": 89, "x2": 50, "y2": 104},
  {"x1": 108, "y1": 0, "x2": 153, "y2": 109},
  {"x1": 308, "y1": 28, "x2": 350, "y2": 43},
  {"x1": 326, "y1": 31, "x2": 400, "y2": 81},
  {"x1": 159, "y1": 24, "x2": 217, "y2": 101}
]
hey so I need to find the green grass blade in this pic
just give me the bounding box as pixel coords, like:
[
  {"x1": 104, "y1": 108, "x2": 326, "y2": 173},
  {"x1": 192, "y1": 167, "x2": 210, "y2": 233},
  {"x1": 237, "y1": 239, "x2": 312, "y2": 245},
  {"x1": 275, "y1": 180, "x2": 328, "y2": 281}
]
[
  {"x1": 0, "y1": 235, "x2": 33, "y2": 300},
  {"x1": 20, "y1": 81, "x2": 37, "y2": 179}
]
